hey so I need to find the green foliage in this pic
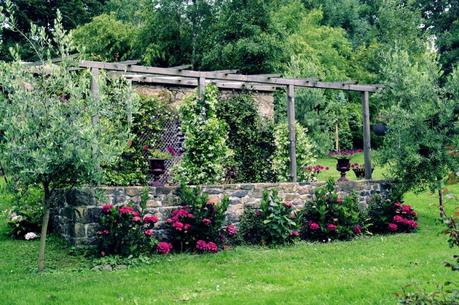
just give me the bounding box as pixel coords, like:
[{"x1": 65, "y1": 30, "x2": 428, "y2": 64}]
[
  {"x1": 216, "y1": 93, "x2": 275, "y2": 183},
  {"x1": 376, "y1": 48, "x2": 458, "y2": 195},
  {"x1": 299, "y1": 179, "x2": 367, "y2": 241},
  {"x1": 72, "y1": 14, "x2": 136, "y2": 62},
  {"x1": 173, "y1": 85, "x2": 232, "y2": 185},
  {"x1": 102, "y1": 95, "x2": 174, "y2": 186},
  {"x1": 272, "y1": 121, "x2": 316, "y2": 182},
  {"x1": 259, "y1": 189, "x2": 299, "y2": 244},
  {"x1": 6, "y1": 186, "x2": 43, "y2": 239},
  {"x1": 239, "y1": 188, "x2": 298, "y2": 245}
]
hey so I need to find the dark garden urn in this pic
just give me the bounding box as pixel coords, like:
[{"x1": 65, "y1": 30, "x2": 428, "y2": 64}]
[
  {"x1": 372, "y1": 123, "x2": 388, "y2": 136},
  {"x1": 336, "y1": 158, "x2": 351, "y2": 182},
  {"x1": 149, "y1": 158, "x2": 166, "y2": 187},
  {"x1": 352, "y1": 168, "x2": 365, "y2": 179}
]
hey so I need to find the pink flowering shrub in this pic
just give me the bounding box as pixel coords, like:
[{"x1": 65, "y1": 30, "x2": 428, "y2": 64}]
[
  {"x1": 97, "y1": 202, "x2": 159, "y2": 256},
  {"x1": 368, "y1": 194, "x2": 418, "y2": 234},
  {"x1": 165, "y1": 184, "x2": 231, "y2": 253},
  {"x1": 299, "y1": 179, "x2": 367, "y2": 241}
]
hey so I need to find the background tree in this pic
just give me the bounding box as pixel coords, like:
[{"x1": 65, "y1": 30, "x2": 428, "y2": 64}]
[
  {"x1": 0, "y1": 8, "x2": 137, "y2": 271},
  {"x1": 376, "y1": 47, "x2": 458, "y2": 216}
]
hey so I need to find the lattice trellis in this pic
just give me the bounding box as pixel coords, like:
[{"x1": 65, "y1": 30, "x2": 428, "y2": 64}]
[{"x1": 138, "y1": 114, "x2": 184, "y2": 184}]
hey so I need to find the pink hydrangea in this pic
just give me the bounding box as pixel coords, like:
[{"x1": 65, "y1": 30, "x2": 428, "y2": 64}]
[
  {"x1": 394, "y1": 202, "x2": 402, "y2": 208},
  {"x1": 196, "y1": 240, "x2": 207, "y2": 251},
  {"x1": 353, "y1": 225, "x2": 362, "y2": 235},
  {"x1": 290, "y1": 230, "x2": 300, "y2": 237},
  {"x1": 173, "y1": 221, "x2": 184, "y2": 231},
  {"x1": 144, "y1": 229, "x2": 154, "y2": 236},
  {"x1": 226, "y1": 224, "x2": 238, "y2": 236},
  {"x1": 184, "y1": 224, "x2": 191, "y2": 231},
  {"x1": 308, "y1": 221, "x2": 320, "y2": 231},
  {"x1": 132, "y1": 216, "x2": 142, "y2": 222},
  {"x1": 119, "y1": 206, "x2": 134, "y2": 215},
  {"x1": 404, "y1": 219, "x2": 418, "y2": 229},
  {"x1": 156, "y1": 242, "x2": 173, "y2": 254},
  {"x1": 143, "y1": 215, "x2": 159, "y2": 224},
  {"x1": 202, "y1": 218, "x2": 212, "y2": 226},
  {"x1": 393, "y1": 215, "x2": 404, "y2": 223},
  {"x1": 327, "y1": 224, "x2": 337, "y2": 232},
  {"x1": 101, "y1": 204, "x2": 113, "y2": 214},
  {"x1": 401, "y1": 205, "x2": 413, "y2": 214},
  {"x1": 388, "y1": 223, "x2": 398, "y2": 232},
  {"x1": 206, "y1": 242, "x2": 218, "y2": 253},
  {"x1": 336, "y1": 197, "x2": 343, "y2": 204}
]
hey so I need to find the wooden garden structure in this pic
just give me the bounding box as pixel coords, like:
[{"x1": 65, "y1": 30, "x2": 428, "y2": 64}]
[{"x1": 80, "y1": 60, "x2": 382, "y2": 181}]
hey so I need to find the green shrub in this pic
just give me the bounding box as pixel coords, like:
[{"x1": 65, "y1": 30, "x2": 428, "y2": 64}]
[
  {"x1": 272, "y1": 122, "x2": 316, "y2": 182},
  {"x1": 102, "y1": 95, "x2": 175, "y2": 186},
  {"x1": 216, "y1": 93, "x2": 276, "y2": 183},
  {"x1": 239, "y1": 189, "x2": 299, "y2": 245},
  {"x1": 299, "y1": 179, "x2": 367, "y2": 241},
  {"x1": 173, "y1": 85, "x2": 232, "y2": 184},
  {"x1": 6, "y1": 186, "x2": 43, "y2": 239}
]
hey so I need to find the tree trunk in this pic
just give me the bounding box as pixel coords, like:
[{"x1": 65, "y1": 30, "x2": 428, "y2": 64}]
[
  {"x1": 438, "y1": 189, "x2": 446, "y2": 219},
  {"x1": 38, "y1": 182, "x2": 51, "y2": 272}
]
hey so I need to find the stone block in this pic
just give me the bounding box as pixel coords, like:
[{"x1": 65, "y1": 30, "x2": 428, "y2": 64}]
[
  {"x1": 232, "y1": 190, "x2": 249, "y2": 198},
  {"x1": 146, "y1": 199, "x2": 162, "y2": 208},
  {"x1": 66, "y1": 189, "x2": 96, "y2": 206}
]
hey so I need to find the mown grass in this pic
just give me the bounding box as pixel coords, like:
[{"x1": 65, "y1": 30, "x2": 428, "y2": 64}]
[{"x1": 0, "y1": 175, "x2": 457, "y2": 304}]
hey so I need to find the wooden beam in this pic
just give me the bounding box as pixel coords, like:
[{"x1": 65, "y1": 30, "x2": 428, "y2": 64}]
[
  {"x1": 287, "y1": 84, "x2": 297, "y2": 182},
  {"x1": 79, "y1": 61, "x2": 382, "y2": 92},
  {"x1": 361, "y1": 91, "x2": 372, "y2": 179},
  {"x1": 119, "y1": 74, "x2": 280, "y2": 92},
  {"x1": 169, "y1": 64, "x2": 192, "y2": 70}
]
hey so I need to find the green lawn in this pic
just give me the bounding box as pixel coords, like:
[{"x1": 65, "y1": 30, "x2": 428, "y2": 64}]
[{"x1": 0, "y1": 178, "x2": 458, "y2": 304}]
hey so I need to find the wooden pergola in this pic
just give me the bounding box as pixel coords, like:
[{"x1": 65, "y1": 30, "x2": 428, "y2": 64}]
[{"x1": 80, "y1": 60, "x2": 382, "y2": 181}]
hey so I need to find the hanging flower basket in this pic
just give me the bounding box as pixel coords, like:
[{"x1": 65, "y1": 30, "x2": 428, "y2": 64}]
[{"x1": 372, "y1": 123, "x2": 387, "y2": 136}]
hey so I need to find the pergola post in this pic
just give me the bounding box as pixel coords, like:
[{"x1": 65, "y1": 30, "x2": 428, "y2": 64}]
[
  {"x1": 91, "y1": 68, "x2": 101, "y2": 178},
  {"x1": 287, "y1": 84, "x2": 297, "y2": 182},
  {"x1": 361, "y1": 91, "x2": 372, "y2": 179},
  {"x1": 198, "y1": 76, "x2": 206, "y2": 98}
]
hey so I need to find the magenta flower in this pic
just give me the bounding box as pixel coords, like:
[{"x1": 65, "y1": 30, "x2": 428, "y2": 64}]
[
  {"x1": 308, "y1": 221, "x2": 320, "y2": 231},
  {"x1": 157, "y1": 242, "x2": 173, "y2": 254},
  {"x1": 202, "y1": 218, "x2": 212, "y2": 226},
  {"x1": 206, "y1": 242, "x2": 218, "y2": 253},
  {"x1": 101, "y1": 204, "x2": 113, "y2": 214},
  {"x1": 119, "y1": 206, "x2": 134, "y2": 215},
  {"x1": 173, "y1": 221, "x2": 184, "y2": 231},
  {"x1": 353, "y1": 225, "x2": 362, "y2": 235},
  {"x1": 144, "y1": 229, "x2": 154, "y2": 236},
  {"x1": 388, "y1": 223, "x2": 398, "y2": 232},
  {"x1": 132, "y1": 216, "x2": 141, "y2": 222},
  {"x1": 327, "y1": 224, "x2": 337, "y2": 232},
  {"x1": 143, "y1": 215, "x2": 159, "y2": 224},
  {"x1": 226, "y1": 224, "x2": 238, "y2": 236},
  {"x1": 393, "y1": 215, "x2": 404, "y2": 223},
  {"x1": 290, "y1": 230, "x2": 300, "y2": 237},
  {"x1": 196, "y1": 240, "x2": 207, "y2": 251}
]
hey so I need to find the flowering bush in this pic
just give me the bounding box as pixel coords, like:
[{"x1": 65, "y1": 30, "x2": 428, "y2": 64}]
[
  {"x1": 299, "y1": 179, "x2": 367, "y2": 241},
  {"x1": 305, "y1": 165, "x2": 329, "y2": 181},
  {"x1": 239, "y1": 189, "x2": 299, "y2": 245},
  {"x1": 367, "y1": 194, "x2": 418, "y2": 234},
  {"x1": 165, "y1": 184, "x2": 232, "y2": 253},
  {"x1": 329, "y1": 149, "x2": 362, "y2": 159},
  {"x1": 97, "y1": 203, "x2": 159, "y2": 256}
]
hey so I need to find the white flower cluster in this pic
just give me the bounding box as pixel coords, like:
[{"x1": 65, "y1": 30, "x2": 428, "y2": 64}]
[
  {"x1": 24, "y1": 232, "x2": 38, "y2": 240},
  {"x1": 9, "y1": 213, "x2": 23, "y2": 223}
]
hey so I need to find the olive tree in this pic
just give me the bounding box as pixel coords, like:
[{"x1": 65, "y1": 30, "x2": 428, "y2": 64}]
[
  {"x1": 0, "y1": 7, "x2": 137, "y2": 271},
  {"x1": 376, "y1": 48, "x2": 458, "y2": 217}
]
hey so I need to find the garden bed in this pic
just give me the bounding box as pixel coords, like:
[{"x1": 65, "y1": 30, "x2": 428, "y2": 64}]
[{"x1": 51, "y1": 180, "x2": 391, "y2": 246}]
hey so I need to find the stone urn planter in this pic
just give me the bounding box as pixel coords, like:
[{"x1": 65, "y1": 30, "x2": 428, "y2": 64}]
[
  {"x1": 149, "y1": 158, "x2": 166, "y2": 187},
  {"x1": 372, "y1": 123, "x2": 388, "y2": 136},
  {"x1": 336, "y1": 158, "x2": 351, "y2": 182}
]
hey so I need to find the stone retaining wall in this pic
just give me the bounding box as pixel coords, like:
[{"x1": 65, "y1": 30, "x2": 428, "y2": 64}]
[{"x1": 51, "y1": 180, "x2": 391, "y2": 246}]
